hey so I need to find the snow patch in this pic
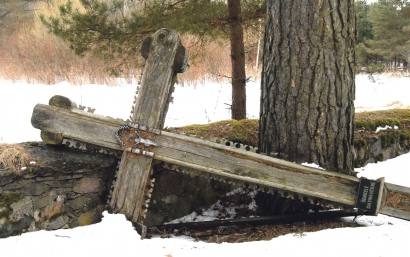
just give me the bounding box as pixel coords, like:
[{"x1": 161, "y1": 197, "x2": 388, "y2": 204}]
[
  {"x1": 376, "y1": 125, "x2": 399, "y2": 133},
  {"x1": 301, "y1": 163, "x2": 324, "y2": 170},
  {"x1": 1, "y1": 74, "x2": 410, "y2": 256}
]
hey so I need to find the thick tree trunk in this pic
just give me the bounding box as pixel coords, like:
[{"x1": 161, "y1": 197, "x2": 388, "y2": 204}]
[
  {"x1": 228, "y1": 0, "x2": 247, "y2": 120},
  {"x1": 259, "y1": 0, "x2": 356, "y2": 174}
]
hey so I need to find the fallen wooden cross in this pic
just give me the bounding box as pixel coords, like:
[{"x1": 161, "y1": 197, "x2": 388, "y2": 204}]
[{"x1": 31, "y1": 29, "x2": 410, "y2": 237}]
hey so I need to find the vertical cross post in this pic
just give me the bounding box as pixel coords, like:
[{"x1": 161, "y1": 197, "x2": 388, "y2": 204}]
[{"x1": 109, "y1": 29, "x2": 187, "y2": 233}]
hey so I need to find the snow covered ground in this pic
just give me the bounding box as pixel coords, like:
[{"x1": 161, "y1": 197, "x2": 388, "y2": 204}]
[
  {"x1": 1, "y1": 73, "x2": 410, "y2": 143},
  {"x1": 0, "y1": 78, "x2": 260, "y2": 143},
  {"x1": 355, "y1": 74, "x2": 410, "y2": 112},
  {"x1": 1, "y1": 73, "x2": 410, "y2": 257},
  {"x1": 0, "y1": 210, "x2": 409, "y2": 257}
]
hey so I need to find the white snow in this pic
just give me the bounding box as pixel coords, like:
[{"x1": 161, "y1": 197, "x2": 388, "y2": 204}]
[
  {"x1": 1, "y1": 206, "x2": 409, "y2": 257},
  {"x1": 357, "y1": 153, "x2": 410, "y2": 187},
  {"x1": 1, "y1": 73, "x2": 410, "y2": 256},
  {"x1": 301, "y1": 162, "x2": 325, "y2": 170},
  {"x1": 3, "y1": 73, "x2": 410, "y2": 144},
  {"x1": 375, "y1": 125, "x2": 399, "y2": 133},
  {"x1": 0, "y1": 79, "x2": 260, "y2": 143},
  {"x1": 355, "y1": 73, "x2": 410, "y2": 112},
  {"x1": 167, "y1": 188, "x2": 259, "y2": 224}
]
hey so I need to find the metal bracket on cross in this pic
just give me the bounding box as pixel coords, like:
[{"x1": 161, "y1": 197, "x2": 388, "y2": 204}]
[{"x1": 115, "y1": 124, "x2": 160, "y2": 158}]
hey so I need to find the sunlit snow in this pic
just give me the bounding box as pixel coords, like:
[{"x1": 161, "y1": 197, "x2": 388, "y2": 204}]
[{"x1": 0, "y1": 73, "x2": 410, "y2": 257}]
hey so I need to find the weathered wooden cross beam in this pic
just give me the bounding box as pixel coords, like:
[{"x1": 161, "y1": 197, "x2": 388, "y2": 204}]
[
  {"x1": 31, "y1": 101, "x2": 410, "y2": 220},
  {"x1": 31, "y1": 29, "x2": 410, "y2": 235},
  {"x1": 108, "y1": 29, "x2": 187, "y2": 229}
]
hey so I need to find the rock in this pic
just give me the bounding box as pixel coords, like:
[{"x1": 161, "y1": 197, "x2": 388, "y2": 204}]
[
  {"x1": 73, "y1": 177, "x2": 103, "y2": 194},
  {"x1": 10, "y1": 197, "x2": 34, "y2": 222},
  {"x1": 44, "y1": 215, "x2": 69, "y2": 230},
  {"x1": 69, "y1": 195, "x2": 99, "y2": 211},
  {"x1": 0, "y1": 142, "x2": 117, "y2": 238},
  {"x1": 78, "y1": 210, "x2": 101, "y2": 226}
]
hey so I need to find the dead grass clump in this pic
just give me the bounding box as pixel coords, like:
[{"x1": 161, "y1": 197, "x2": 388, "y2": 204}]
[
  {"x1": 203, "y1": 219, "x2": 360, "y2": 243},
  {"x1": 0, "y1": 144, "x2": 30, "y2": 172}
]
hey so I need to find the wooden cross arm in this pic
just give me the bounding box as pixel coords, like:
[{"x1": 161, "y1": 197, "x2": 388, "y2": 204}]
[{"x1": 31, "y1": 103, "x2": 410, "y2": 220}]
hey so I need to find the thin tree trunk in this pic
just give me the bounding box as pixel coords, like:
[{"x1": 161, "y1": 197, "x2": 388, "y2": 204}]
[
  {"x1": 228, "y1": 0, "x2": 247, "y2": 120},
  {"x1": 259, "y1": 0, "x2": 356, "y2": 174},
  {"x1": 255, "y1": 20, "x2": 262, "y2": 71}
]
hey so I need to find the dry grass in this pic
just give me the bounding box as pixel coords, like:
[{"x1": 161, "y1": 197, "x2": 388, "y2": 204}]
[
  {"x1": 179, "y1": 30, "x2": 261, "y2": 84},
  {"x1": 0, "y1": 0, "x2": 137, "y2": 84},
  {"x1": 157, "y1": 219, "x2": 360, "y2": 243},
  {"x1": 0, "y1": 0, "x2": 262, "y2": 85},
  {"x1": 0, "y1": 25, "x2": 125, "y2": 85},
  {"x1": 0, "y1": 144, "x2": 30, "y2": 172},
  {"x1": 203, "y1": 219, "x2": 359, "y2": 243}
]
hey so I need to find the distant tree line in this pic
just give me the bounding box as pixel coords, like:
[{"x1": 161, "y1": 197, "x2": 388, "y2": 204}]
[
  {"x1": 356, "y1": 0, "x2": 410, "y2": 72},
  {"x1": 41, "y1": 0, "x2": 265, "y2": 120},
  {"x1": 0, "y1": 0, "x2": 38, "y2": 37}
]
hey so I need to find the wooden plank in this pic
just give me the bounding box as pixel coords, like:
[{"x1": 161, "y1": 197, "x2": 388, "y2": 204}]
[
  {"x1": 31, "y1": 103, "x2": 359, "y2": 208},
  {"x1": 380, "y1": 183, "x2": 410, "y2": 220},
  {"x1": 31, "y1": 100, "x2": 410, "y2": 220},
  {"x1": 109, "y1": 28, "x2": 186, "y2": 223},
  {"x1": 154, "y1": 132, "x2": 359, "y2": 206}
]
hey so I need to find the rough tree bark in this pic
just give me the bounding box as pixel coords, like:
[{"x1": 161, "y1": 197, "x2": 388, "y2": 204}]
[
  {"x1": 228, "y1": 0, "x2": 247, "y2": 120},
  {"x1": 258, "y1": 0, "x2": 356, "y2": 174}
]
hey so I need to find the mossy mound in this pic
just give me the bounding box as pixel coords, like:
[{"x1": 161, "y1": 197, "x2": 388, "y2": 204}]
[
  {"x1": 354, "y1": 109, "x2": 410, "y2": 149},
  {"x1": 170, "y1": 109, "x2": 410, "y2": 149},
  {"x1": 0, "y1": 192, "x2": 22, "y2": 219},
  {"x1": 169, "y1": 119, "x2": 259, "y2": 146},
  {"x1": 355, "y1": 109, "x2": 410, "y2": 131}
]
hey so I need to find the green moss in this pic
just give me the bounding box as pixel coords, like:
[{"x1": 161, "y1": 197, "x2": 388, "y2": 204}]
[
  {"x1": 377, "y1": 130, "x2": 410, "y2": 148},
  {"x1": 78, "y1": 211, "x2": 97, "y2": 226},
  {"x1": 355, "y1": 119, "x2": 401, "y2": 131},
  {"x1": 353, "y1": 158, "x2": 365, "y2": 168},
  {"x1": 355, "y1": 109, "x2": 410, "y2": 131},
  {"x1": 380, "y1": 132, "x2": 399, "y2": 148},
  {"x1": 0, "y1": 192, "x2": 22, "y2": 219},
  {"x1": 169, "y1": 119, "x2": 259, "y2": 146},
  {"x1": 375, "y1": 153, "x2": 384, "y2": 162},
  {"x1": 399, "y1": 130, "x2": 410, "y2": 142},
  {"x1": 0, "y1": 192, "x2": 22, "y2": 208},
  {"x1": 169, "y1": 109, "x2": 410, "y2": 149},
  {"x1": 354, "y1": 138, "x2": 368, "y2": 148}
]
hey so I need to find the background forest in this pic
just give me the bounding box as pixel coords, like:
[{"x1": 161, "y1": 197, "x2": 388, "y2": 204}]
[{"x1": 0, "y1": 0, "x2": 409, "y2": 84}]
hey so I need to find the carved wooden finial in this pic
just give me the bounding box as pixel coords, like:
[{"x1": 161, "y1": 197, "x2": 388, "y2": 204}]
[{"x1": 49, "y1": 95, "x2": 77, "y2": 110}]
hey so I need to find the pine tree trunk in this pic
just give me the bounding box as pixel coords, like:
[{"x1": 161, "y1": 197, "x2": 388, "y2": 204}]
[
  {"x1": 258, "y1": 0, "x2": 356, "y2": 174},
  {"x1": 228, "y1": 0, "x2": 247, "y2": 120}
]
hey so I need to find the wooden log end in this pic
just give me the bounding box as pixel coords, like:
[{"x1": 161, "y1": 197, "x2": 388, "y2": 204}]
[
  {"x1": 141, "y1": 28, "x2": 188, "y2": 73},
  {"x1": 49, "y1": 95, "x2": 77, "y2": 110},
  {"x1": 40, "y1": 131, "x2": 64, "y2": 145}
]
